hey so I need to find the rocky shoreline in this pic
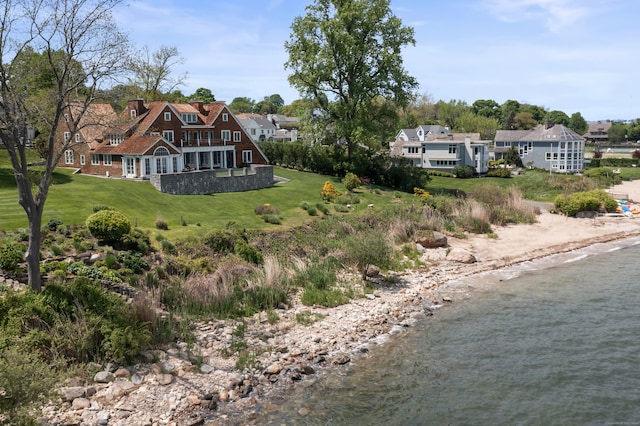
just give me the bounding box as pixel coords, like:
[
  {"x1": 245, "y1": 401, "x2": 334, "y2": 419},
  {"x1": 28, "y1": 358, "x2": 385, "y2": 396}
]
[{"x1": 39, "y1": 212, "x2": 640, "y2": 426}]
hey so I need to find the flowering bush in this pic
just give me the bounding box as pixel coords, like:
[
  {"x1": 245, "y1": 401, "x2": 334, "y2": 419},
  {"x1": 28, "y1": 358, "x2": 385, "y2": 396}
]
[{"x1": 321, "y1": 181, "x2": 340, "y2": 201}]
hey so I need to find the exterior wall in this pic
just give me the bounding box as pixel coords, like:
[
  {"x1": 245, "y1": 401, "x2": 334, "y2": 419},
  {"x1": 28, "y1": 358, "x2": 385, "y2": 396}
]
[
  {"x1": 150, "y1": 165, "x2": 274, "y2": 195},
  {"x1": 211, "y1": 108, "x2": 268, "y2": 166},
  {"x1": 517, "y1": 140, "x2": 584, "y2": 172}
]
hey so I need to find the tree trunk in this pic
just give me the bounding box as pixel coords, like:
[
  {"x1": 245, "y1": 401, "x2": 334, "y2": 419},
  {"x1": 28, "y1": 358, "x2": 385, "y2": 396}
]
[{"x1": 25, "y1": 210, "x2": 43, "y2": 291}]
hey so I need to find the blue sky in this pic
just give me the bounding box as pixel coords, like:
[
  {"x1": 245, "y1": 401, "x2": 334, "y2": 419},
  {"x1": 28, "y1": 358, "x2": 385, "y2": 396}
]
[{"x1": 114, "y1": 0, "x2": 640, "y2": 122}]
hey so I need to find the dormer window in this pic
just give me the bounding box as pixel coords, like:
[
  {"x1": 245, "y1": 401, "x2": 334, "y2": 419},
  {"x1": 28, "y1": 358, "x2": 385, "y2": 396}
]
[
  {"x1": 130, "y1": 109, "x2": 137, "y2": 118},
  {"x1": 109, "y1": 134, "x2": 123, "y2": 145},
  {"x1": 181, "y1": 113, "x2": 197, "y2": 123}
]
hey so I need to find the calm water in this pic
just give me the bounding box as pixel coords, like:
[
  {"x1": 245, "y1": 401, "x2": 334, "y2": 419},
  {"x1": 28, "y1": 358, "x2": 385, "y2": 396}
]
[{"x1": 252, "y1": 239, "x2": 640, "y2": 426}]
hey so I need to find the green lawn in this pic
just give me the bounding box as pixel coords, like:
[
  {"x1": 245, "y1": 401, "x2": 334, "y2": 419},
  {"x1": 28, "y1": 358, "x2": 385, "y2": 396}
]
[
  {"x1": 1, "y1": 149, "x2": 631, "y2": 237},
  {"x1": 0, "y1": 155, "x2": 414, "y2": 238}
]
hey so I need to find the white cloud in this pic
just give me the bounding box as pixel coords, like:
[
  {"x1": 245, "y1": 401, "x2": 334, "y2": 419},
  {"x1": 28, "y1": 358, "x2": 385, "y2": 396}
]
[{"x1": 481, "y1": 0, "x2": 591, "y2": 31}]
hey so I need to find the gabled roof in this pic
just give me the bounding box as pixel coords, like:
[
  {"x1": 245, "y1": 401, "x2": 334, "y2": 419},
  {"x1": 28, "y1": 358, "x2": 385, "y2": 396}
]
[
  {"x1": 398, "y1": 128, "x2": 420, "y2": 141},
  {"x1": 418, "y1": 125, "x2": 449, "y2": 135},
  {"x1": 494, "y1": 129, "x2": 532, "y2": 142},
  {"x1": 584, "y1": 121, "x2": 612, "y2": 135},
  {"x1": 70, "y1": 103, "x2": 118, "y2": 149},
  {"x1": 94, "y1": 135, "x2": 180, "y2": 155}
]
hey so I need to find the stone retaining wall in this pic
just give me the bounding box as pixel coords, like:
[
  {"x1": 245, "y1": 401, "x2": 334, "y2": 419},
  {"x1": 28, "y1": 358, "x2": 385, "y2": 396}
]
[{"x1": 150, "y1": 165, "x2": 274, "y2": 195}]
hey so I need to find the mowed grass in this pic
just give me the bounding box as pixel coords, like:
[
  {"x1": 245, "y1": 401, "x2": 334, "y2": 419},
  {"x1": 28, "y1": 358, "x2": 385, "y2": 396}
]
[{"x1": 0, "y1": 151, "x2": 413, "y2": 238}]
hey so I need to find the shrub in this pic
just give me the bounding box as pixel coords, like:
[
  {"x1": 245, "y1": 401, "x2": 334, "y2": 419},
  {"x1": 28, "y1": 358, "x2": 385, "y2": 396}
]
[
  {"x1": 334, "y1": 204, "x2": 350, "y2": 213},
  {"x1": 0, "y1": 347, "x2": 60, "y2": 424},
  {"x1": 155, "y1": 217, "x2": 169, "y2": 230},
  {"x1": 301, "y1": 286, "x2": 350, "y2": 307},
  {"x1": 120, "y1": 228, "x2": 152, "y2": 253},
  {"x1": 486, "y1": 167, "x2": 512, "y2": 178},
  {"x1": 315, "y1": 203, "x2": 330, "y2": 215},
  {"x1": 46, "y1": 218, "x2": 63, "y2": 231},
  {"x1": 0, "y1": 242, "x2": 25, "y2": 271},
  {"x1": 92, "y1": 205, "x2": 114, "y2": 213},
  {"x1": 343, "y1": 172, "x2": 362, "y2": 192},
  {"x1": 321, "y1": 181, "x2": 340, "y2": 201},
  {"x1": 307, "y1": 207, "x2": 318, "y2": 216},
  {"x1": 452, "y1": 165, "x2": 476, "y2": 178},
  {"x1": 633, "y1": 150, "x2": 640, "y2": 159},
  {"x1": 117, "y1": 251, "x2": 149, "y2": 274},
  {"x1": 344, "y1": 228, "x2": 392, "y2": 280},
  {"x1": 254, "y1": 203, "x2": 278, "y2": 215},
  {"x1": 86, "y1": 210, "x2": 131, "y2": 243},
  {"x1": 300, "y1": 201, "x2": 310, "y2": 210},
  {"x1": 554, "y1": 190, "x2": 617, "y2": 216},
  {"x1": 261, "y1": 214, "x2": 282, "y2": 224},
  {"x1": 234, "y1": 240, "x2": 263, "y2": 265}
]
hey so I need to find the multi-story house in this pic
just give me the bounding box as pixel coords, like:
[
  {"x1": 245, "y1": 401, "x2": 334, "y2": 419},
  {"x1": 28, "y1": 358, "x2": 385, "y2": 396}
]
[
  {"x1": 390, "y1": 126, "x2": 489, "y2": 174},
  {"x1": 238, "y1": 114, "x2": 277, "y2": 141},
  {"x1": 583, "y1": 121, "x2": 612, "y2": 144},
  {"x1": 494, "y1": 122, "x2": 585, "y2": 172},
  {"x1": 57, "y1": 99, "x2": 268, "y2": 178}
]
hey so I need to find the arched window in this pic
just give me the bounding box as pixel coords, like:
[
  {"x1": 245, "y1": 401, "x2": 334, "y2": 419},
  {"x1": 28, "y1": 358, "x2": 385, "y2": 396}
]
[
  {"x1": 154, "y1": 147, "x2": 170, "y2": 156},
  {"x1": 154, "y1": 147, "x2": 170, "y2": 173}
]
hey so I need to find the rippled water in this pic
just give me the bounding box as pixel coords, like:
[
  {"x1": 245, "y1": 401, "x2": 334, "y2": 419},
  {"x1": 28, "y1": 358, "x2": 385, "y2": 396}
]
[{"x1": 253, "y1": 239, "x2": 640, "y2": 425}]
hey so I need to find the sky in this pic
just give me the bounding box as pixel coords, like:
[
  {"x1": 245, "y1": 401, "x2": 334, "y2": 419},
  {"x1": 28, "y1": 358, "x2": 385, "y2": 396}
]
[{"x1": 113, "y1": 0, "x2": 640, "y2": 122}]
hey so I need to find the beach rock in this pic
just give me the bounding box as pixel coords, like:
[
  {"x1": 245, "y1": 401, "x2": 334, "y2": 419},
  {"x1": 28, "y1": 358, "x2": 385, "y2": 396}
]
[
  {"x1": 93, "y1": 371, "x2": 115, "y2": 383},
  {"x1": 446, "y1": 248, "x2": 477, "y2": 264},
  {"x1": 61, "y1": 386, "x2": 86, "y2": 401},
  {"x1": 331, "y1": 353, "x2": 351, "y2": 365},
  {"x1": 366, "y1": 265, "x2": 381, "y2": 278},
  {"x1": 71, "y1": 398, "x2": 91, "y2": 409},
  {"x1": 416, "y1": 231, "x2": 447, "y2": 248}
]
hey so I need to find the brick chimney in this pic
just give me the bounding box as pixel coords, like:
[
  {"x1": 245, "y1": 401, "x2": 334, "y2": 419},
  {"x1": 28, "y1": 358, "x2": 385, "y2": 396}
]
[
  {"x1": 189, "y1": 100, "x2": 205, "y2": 114},
  {"x1": 127, "y1": 99, "x2": 146, "y2": 118}
]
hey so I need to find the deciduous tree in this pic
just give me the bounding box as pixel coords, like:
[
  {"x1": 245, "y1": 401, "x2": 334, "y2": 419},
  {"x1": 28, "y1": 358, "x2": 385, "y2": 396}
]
[
  {"x1": 128, "y1": 45, "x2": 186, "y2": 101},
  {"x1": 285, "y1": 0, "x2": 418, "y2": 159},
  {"x1": 568, "y1": 112, "x2": 588, "y2": 135},
  {"x1": 0, "y1": 0, "x2": 129, "y2": 291}
]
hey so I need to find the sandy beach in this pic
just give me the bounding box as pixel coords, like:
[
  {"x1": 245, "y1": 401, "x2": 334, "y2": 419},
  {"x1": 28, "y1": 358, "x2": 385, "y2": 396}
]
[{"x1": 42, "y1": 180, "x2": 640, "y2": 425}]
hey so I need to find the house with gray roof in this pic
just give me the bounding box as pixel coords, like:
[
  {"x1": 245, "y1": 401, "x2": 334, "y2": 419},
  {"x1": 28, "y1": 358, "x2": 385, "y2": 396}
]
[
  {"x1": 390, "y1": 128, "x2": 490, "y2": 174},
  {"x1": 238, "y1": 115, "x2": 277, "y2": 142},
  {"x1": 494, "y1": 122, "x2": 585, "y2": 172},
  {"x1": 583, "y1": 121, "x2": 612, "y2": 143}
]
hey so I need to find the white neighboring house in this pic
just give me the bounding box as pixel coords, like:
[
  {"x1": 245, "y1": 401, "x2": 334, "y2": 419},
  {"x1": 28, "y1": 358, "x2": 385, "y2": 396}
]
[
  {"x1": 390, "y1": 126, "x2": 490, "y2": 174},
  {"x1": 238, "y1": 114, "x2": 277, "y2": 142}
]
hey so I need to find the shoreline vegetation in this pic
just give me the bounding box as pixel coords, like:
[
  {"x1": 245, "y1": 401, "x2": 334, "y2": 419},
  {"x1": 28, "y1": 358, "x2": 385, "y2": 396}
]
[{"x1": 3, "y1": 167, "x2": 640, "y2": 424}]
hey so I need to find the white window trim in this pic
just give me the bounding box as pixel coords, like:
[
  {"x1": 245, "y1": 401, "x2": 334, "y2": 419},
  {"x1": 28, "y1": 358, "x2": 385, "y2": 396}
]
[
  {"x1": 91, "y1": 154, "x2": 100, "y2": 165},
  {"x1": 64, "y1": 132, "x2": 71, "y2": 141},
  {"x1": 163, "y1": 130, "x2": 174, "y2": 143},
  {"x1": 64, "y1": 150, "x2": 74, "y2": 164},
  {"x1": 164, "y1": 112, "x2": 171, "y2": 121},
  {"x1": 222, "y1": 113, "x2": 228, "y2": 122},
  {"x1": 242, "y1": 150, "x2": 252, "y2": 164},
  {"x1": 221, "y1": 130, "x2": 230, "y2": 141},
  {"x1": 80, "y1": 154, "x2": 85, "y2": 165},
  {"x1": 103, "y1": 154, "x2": 112, "y2": 166},
  {"x1": 233, "y1": 131, "x2": 241, "y2": 142}
]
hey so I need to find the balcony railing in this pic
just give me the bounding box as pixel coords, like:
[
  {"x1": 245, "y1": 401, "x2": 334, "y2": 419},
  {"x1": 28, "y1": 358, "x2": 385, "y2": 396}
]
[{"x1": 176, "y1": 138, "x2": 229, "y2": 148}]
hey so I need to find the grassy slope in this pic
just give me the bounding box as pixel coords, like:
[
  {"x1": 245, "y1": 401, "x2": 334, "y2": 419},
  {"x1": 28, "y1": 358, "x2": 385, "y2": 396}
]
[{"x1": 4, "y1": 149, "x2": 637, "y2": 237}]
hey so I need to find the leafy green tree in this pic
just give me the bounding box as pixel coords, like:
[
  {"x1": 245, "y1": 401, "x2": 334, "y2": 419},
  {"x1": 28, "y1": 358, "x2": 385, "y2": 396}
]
[
  {"x1": 520, "y1": 103, "x2": 547, "y2": 122},
  {"x1": 504, "y1": 146, "x2": 524, "y2": 167},
  {"x1": 435, "y1": 99, "x2": 470, "y2": 129},
  {"x1": 229, "y1": 97, "x2": 255, "y2": 114},
  {"x1": 608, "y1": 123, "x2": 627, "y2": 143},
  {"x1": 568, "y1": 112, "x2": 588, "y2": 135},
  {"x1": 281, "y1": 99, "x2": 313, "y2": 118},
  {"x1": 0, "y1": 0, "x2": 129, "y2": 291},
  {"x1": 268, "y1": 94, "x2": 285, "y2": 109},
  {"x1": 545, "y1": 110, "x2": 570, "y2": 126},
  {"x1": 472, "y1": 99, "x2": 502, "y2": 121},
  {"x1": 285, "y1": 0, "x2": 418, "y2": 159},
  {"x1": 190, "y1": 87, "x2": 215, "y2": 103},
  {"x1": 628, "y1": 124, "x2": 640, "y2": 143},
  {"x1": 501, "y1": 99, "x2": 521, "y2": 129},
  {"x1": 128, "y1": 45, "x2": 186, "y2": 101},
  {"x1": 513, "y1": 112, "x2": 538, "y2": 130},
  {"x1": 454, "y1": 112, "x2": 499, "y2": 140}
]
